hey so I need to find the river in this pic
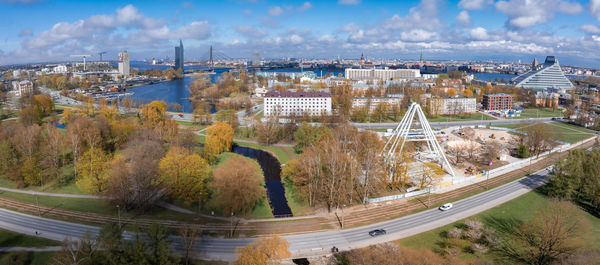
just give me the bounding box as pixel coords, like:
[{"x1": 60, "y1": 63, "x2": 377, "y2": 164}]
[{"x1": 231, "y1": 145, "x2": 292, "y2": 218}]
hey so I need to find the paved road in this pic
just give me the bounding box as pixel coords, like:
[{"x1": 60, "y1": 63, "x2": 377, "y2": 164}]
[
  {"x1": 0, "y1": 167, "x2": 551, "y2": 261},
  {"x1": 355, "y1": 117, "x2": 554, "y2": 129}
]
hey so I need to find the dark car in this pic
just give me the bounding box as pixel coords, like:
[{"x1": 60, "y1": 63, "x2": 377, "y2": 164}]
[{"x1": 368, "y1": 229, "x2": 387, "y2": 237}]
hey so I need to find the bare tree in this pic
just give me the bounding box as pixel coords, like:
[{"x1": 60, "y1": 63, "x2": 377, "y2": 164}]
[{"x1": 179, "y1": 224, "x2": 202, "y2": 265}]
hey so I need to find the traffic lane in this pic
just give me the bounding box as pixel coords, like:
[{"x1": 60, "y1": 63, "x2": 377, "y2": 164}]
[{"x1": 284, "y1": 170, "x2": 549, "y2": 252}]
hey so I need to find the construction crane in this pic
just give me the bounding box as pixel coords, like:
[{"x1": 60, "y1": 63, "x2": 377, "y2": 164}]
[
  {"x1": 98, "y1": 51, "x2": 107, "y2": 62},
  {"x1": 71, "y1": 54, "x2": 91, "y2": 71}
]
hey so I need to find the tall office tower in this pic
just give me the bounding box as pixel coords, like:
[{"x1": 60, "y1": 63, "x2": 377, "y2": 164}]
[
  {"x1": 175, "y1": 40, "x2": 184, "y2": 72},
  {"x1": 252, "y1": 52, "x2": 261, "y2": 66},
  {"x1": 118, "y1": 51, "x2": 130, "y2": 77}
]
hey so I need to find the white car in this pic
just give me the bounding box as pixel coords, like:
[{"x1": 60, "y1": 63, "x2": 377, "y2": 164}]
[{"x1": 439, "y1": 203, "x2": 453, "y2": 211}]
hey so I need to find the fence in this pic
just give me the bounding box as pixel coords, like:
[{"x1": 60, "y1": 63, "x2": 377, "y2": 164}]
[{"x1": 366, "y1": 125, "x2": 575, "y2": 204}]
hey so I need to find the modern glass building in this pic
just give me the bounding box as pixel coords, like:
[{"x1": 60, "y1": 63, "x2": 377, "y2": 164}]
[
  {"x1": 511, "y1": 56, "x2": 573, "y2": 90},
  {"x1": 174, "y1": 40, "x2": 184, "y2": 72}
]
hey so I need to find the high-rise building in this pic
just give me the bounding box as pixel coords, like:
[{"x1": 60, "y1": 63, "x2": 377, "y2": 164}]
[
  {"x1": 118, "y1": 51, "x2": 130, "y2": 77},
  {"x1": 174, "y1": 40, "x2": 184, "y2": 72},
  {"x1": 511, "y1": 56, "x2": 573, "y2": 90},
  {"x1": 252, "y1": 52, "x2": 261, "y2": 66}
]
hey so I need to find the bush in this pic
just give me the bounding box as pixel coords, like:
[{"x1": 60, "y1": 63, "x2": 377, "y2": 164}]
[
  {"x1": 517, "y1": 144, "x2": 530, "y2": 158},
  {"x1": 472, "y1": 243, "x2": 488, "y2": 253},
  {"x1": 447, "y1": 227, "x2": 462, "y2": 239},
  {"x1": 465, "y1": 229, "x2": 483, "y2": 240},
  {"x1": 0, "y1": 251, "x2": 31, "y2": 265},
  {"x1": 464, "y1": 220, "x2": 484, "y2": 231}
]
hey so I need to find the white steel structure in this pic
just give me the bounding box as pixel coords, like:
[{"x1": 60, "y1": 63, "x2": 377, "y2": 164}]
[{"x1": 382, "y1": 102, "x2": 456, "y2": 182}]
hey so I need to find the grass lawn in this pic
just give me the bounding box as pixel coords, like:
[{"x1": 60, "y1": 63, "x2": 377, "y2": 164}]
[
  {"x1": 283, "y1": 179, "x2": 313, "y2": 216},
  {"x1": 0, "y1": 252, "x2": 55, "y2": 265},
  {"x1": 234, "y1": 141, "x2": 297, "y2": 164},
  {"x1": 176, "y1": 120, "x2": 207, "y2": 130},
  {"x1": 428, "y1": 113, "x2": 497, "y2": 123},
  {"x1": 492, "y1": 122, "x2": 596, "y2": 143},
  {"x1": 0, "y1": 228, "x2": 59, "y2": 247},
  {"x1": 508, "y1": 108, "x2": 563, "y2": 119},
  {"x1": 397, "y1": 190, "x2": 600, "y2": 263}
]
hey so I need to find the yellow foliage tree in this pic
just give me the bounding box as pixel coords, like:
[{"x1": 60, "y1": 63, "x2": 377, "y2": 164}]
[
  {"x1": 140, "y1": 100, "x2": 167, "y2": 127},
  {"x1": 159, "y1": 147, "x2": 211, "y2": 203},
  {"x1": 233, "y1": 235, "x2": 291, "y2": 265},
  {"x1": 205, "y1": 121, "x2": 234, "y2": 155},
  {"x1": 75, "y1": 147, "x2": 110, "y2": 194},
  {"x1": 447, "y1": 88, "x2": 457, "y2": 97},
  {"x1": 462, "y1": 88, "x2": 474, "y2": 97}
]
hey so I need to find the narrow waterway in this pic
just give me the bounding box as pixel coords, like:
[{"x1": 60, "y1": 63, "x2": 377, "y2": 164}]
[{"x1": 231, "y1": 145, "x2": 293, "y2": 218}]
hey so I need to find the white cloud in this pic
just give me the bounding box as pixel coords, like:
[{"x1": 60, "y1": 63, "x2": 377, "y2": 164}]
[
  {"x1": 242, "y1": 9, "x2": 252, "y2": 17},
  {"x1": 400, "y1": 29, "x2": 437, "y2": 42},
  {"x1": 268, "y1": 6, "x2": 283, "y2": 16},
  {"x1": 456, "y1": 11, "x2": 471, "y2": 26},
  {"x1": 581, "y1": 24, "x2": 600, "y2": 34},
  {"x1": 470, "y1": 27, "x2": 489, "y2": 40},
  {"x1": 235, "y1": 25, "x2": 268, "y2": 39},
  {"x1": 458, "y1": 0, "x2": 492, "y2": 10},
  {"x1": 298, "y1": 2, "x2": 312, "y2": 12},
  {"x1": 590, "y1": 0, "x2": 600, "y2": 21},
  {"x1": 495, "y1": 0, "x2": 583, "y2": 28},
  {"x1": 338, "y1": 0, "x2": 361, "y2": 5},
  {"x1": 383, "y1": 0, "x2": 443, "y2": 31},
  {"x1": 18, "y1": 28, "x2": 33, "y2": 37}
]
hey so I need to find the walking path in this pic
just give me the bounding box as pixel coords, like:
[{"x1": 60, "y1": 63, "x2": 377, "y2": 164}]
[{"x1": 0, "y1": 246, "x2": 62, "y2": 252}]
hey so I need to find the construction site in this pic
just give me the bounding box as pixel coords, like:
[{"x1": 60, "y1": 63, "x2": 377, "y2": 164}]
[{"x1": 381, "y1": 103, "x2": 532, "y2": 192}]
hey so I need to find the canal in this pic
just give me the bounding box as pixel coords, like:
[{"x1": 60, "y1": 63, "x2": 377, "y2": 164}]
[{"x1": 231, "y1": 145, "x2": 293, "y2": 218}]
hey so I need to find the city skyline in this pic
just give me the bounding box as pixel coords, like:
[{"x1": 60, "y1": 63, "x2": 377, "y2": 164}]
[{"x1": 1, "y1": 0, "x2": 600, "y2": 67}]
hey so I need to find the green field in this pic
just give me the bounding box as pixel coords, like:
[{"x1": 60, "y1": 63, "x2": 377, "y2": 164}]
[
  {"x1": 428, "y1": 113, "x2": 497, "y2": 123},
  {"x1": 0, "y1": 228, "x2": 59, "y2": 248},
  {"x1": 397, "y1": 190, "x2": 600, "y2": 263},
  {"x1": 508, "y1": 108, "x2": 563, "y2": 119},
  {"x1": 494, "y1": 122, "x2": 596, "y2": 143}
]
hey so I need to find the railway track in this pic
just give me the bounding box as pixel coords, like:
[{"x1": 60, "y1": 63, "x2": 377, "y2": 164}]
[{"x1": 0, "y1": 139, "x2": 596, "y2": 236}]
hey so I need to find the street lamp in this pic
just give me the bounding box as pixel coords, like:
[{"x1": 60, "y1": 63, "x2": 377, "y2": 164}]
[
  {"x1": 230, "y1": 212, "x2": 235, "y2": 238},
  {"x1": 116, "y1": 205, "x2": 121, "y2": 228},
  {"x1": 427, "y1": 185, "x2": 433, "y2": 208},
  {"x1": 341, "y1": 204, "x2": 346, "y2": 229}
]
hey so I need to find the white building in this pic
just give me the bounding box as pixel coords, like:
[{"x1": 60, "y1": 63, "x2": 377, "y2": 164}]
[
  {"x1": 264, "y1": 90, "x2": 332, "y2": 117},
  {"x1": 352, "y1": 97, "x2": 402, "y2": 113},
  {"x1": 53, "y1": 65, "x2": 68, "y2": 73},
  {"x1": 11, "y1": 80, "x2": 34, "y2": 97},
  {"x1": 429, "y1": 97, "x2": 476, "y2": 115},
  {"x1": 345, "y1": 68, "x2": 421, "y2": 80},
  {"x1": 118, "y1": 51, "x2": 130, "y2": 77}
]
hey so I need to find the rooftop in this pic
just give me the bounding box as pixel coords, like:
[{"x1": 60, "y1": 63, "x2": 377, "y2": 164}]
[{"x1": 265, "y1": 90, "x2": 331, "y2": 98}]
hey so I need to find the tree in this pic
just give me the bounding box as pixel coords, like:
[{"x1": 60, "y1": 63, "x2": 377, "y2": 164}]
[
  {"x1": 205, "y1": 121, "x2": 234, "y2": 155},
  {"x1": 233, "y1": 235, "x2": 291, "y2": 265},
  {"x1": 146, "y1": 223, "x2": 179, "y2": 265},
  {"x1": 140, "y1": 100, "x2": 167, "y2": 127},
  {"x1": 462, "y1": 89, "x2": 474, "y2": 97},
  {"x1": 448, "y1": 88, "x2": 457, "y2": 97},
  {"x1": 356, "y1": 130, "x2": 385, "y2": 202},
  {"x1": 41, "y1": 123, "x2": 66, "y2": 183},
  {"x1": 51, "y1": 233, "x2": 97, "y2": 265},
  {"x1": 517, "y1": 144, "x2": 530, "y2": 158},
  {"x1": 179, "y1": 224, "x2": 201, "y2": 265},
  {"x1": 67, "y1": 116, "x2": 100, "y2": 177},
  {"x1": 496, "y1": 200, "x2": 589, "y2": 265},
  {"x1": 253, "y1": 116, "x2": 281, "y2": 145},
  {"x1": 75, "y1": 147, "x2": 110, "y2": 194},
  {"x1": 335, "y1": 243, "x2": 461, "y2": 265},
  {"x1": 212, "y1": 157, "x2": 264, "y2": 215},
  {"x1": 293, "y1": 122, "x2": 328, "y2": 153},
  {"x1": 158, "y1": 146, "x2": 210, "y2": 203}
]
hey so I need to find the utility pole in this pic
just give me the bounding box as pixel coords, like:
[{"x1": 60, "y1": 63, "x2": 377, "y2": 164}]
[
  {"x1": 230, "y1": 212, "x2": 234, "y2": 238},
  {"x1": 116, "y1": 205, "x2": 121, "y2": 228},
  {"x1": 341, "y1": 204, "x2": 345, "y2": 229},
  {"x1": 427, "y1": 185, "x2": 432, "y2": 208},
  {"x1": 35, "y1": 192, "x2": 40, "y2": 217}
]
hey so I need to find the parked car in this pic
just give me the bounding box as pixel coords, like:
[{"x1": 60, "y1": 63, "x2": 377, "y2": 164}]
[
  {"x1": 368, "y1": 229, "x2": 387, "y2": 237},
  {"x1": 178, "y1": 114, "x2": 184, "y2": 117},
  {"x1": 439, "y1": 203, "x2": 453, "y2": 211}
]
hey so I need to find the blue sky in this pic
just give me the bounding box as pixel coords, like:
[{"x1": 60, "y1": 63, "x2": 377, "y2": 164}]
[{"x1": 2, "y1": 0, "x2": 600, "y2": 67}]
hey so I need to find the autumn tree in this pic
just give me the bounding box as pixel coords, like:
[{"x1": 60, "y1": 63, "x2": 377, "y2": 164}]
[
  {"x1": 356, "y1": 130, "x2": 385, "y2": 202},
  {"x1": 253, "y1": 116, "x2": 281, "y2": 145},
  {"x1": 212, "y1": 157, "x2": 264, "y2": 215},
  {"x1": 41, "y1": 123, "x2": 66, "y2": 183},
  {"x1": 205, "y1": 121, "x2": 234, "y2": 155},
  {"x1": 158, "y1": 146, "x2": 210, "y2": 203},
  {"x1": 496, "y1": 200, "x2": 590, "y2": 265},
  {"x1": 233, "y1": 235, "x2": 291, "y2": 265},
  {"x1": 335, "y1": 243, "x2": 462, "y2": 265},
  {"x1": 293, "y1": 122, "x2": 328, "y2": 153},
  {"x1": 76, "y1": 147, "x2": 110, "y2": 194}
]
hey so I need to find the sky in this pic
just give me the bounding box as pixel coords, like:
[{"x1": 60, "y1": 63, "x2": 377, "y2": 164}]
[{"x1": 1, "y1": 0, "x2": 600, "y2": 67}]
